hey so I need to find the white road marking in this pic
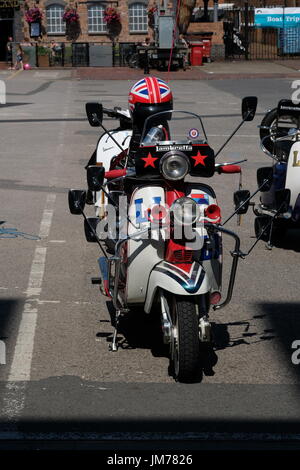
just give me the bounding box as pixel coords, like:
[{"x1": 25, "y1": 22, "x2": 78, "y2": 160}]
[
  {"x1": 2, "y1": 194, "x2": 56, "y2": 419},
  {"x1": 8, "y1": 194, "x2": 56, "y2": 382},
  {"x1": 2, "y1": 81, "x2": 72, "y2": 422},
  {"x1": 49, "y1": 240, "x2": 66, "y2": 243},
  {"x1": 39, "y1": 194, "x2": 56, "y2": 239},
  {"x1": 0, "y1": 113, "x2": 33, "y2": 117},
  {"x1": 33, "y1": 71, "x2": 59, "y2": 79}
]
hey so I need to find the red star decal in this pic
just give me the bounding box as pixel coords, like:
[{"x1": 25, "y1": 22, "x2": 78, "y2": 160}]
[
  {"x1": 191, "y1": 151, "x2": 208, "y2": 167},
  {"x1": 141, "y1": 153, "x2": 158, "y2": 168}
]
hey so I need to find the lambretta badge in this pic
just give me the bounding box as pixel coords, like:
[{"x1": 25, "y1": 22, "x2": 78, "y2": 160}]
[
  {"x1": 156, "y1": 145, "x2": 193, "y2": 152},
  {"x1": 293, "y1": 150, "x2": 300, "y2": 167}
]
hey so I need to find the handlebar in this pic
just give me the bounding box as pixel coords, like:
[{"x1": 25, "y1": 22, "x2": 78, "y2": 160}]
[
  {"x1": 104, "y1": 164, "x2": 241, "y2": 181},
  {"x1": 105, "y1": 169, "x2": 128, "y2": 179},
  {"x1": 103, "y1": 107, "x2": 119, "y2": 119},
  {"x1": 103, "y1": 107, "x2": 131, "y2": 122},
  {"x1": 216, "y1": 165, "x2": 241, "y2": 174}
]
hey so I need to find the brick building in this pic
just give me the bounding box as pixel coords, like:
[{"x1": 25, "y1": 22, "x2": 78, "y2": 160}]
[
  {"x1": 1, "y1": 0, "x2": 299, "y2": 63},
  {"x1": 0, "y1": 0, "x2": 227, "y2": 61},
  {"x1": 0, "y1": 0, "x2": 156, "y2": 49}
]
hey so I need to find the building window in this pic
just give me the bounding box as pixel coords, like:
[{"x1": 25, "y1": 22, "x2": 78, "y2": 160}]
[
  {"x1": 88, "y1": 4, "x2": 107, "y2": 33},
  {"x1": 129, "y1": 2, "x2": 147, "y2": 33},
  {"x1": 46, "y1": 4, "x2": 65, "y2": 34}
]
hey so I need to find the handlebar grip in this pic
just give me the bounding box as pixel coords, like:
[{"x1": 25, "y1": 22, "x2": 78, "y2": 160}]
[
  {"x1": 105, "y1": 169, "x2": 127, "y2": 179},
  {"x1": 218, "y1": 165, "x2": 241, "y2": 174}
]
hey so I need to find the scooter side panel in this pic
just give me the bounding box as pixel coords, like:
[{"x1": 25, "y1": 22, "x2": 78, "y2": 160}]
[
  {"x1": 285, "y1": 141, "x2": 300, "y2": 208},
  {"x1": 126, "y1": 185, "x2": 165, "y2": 304},
  {"x1": 96, "y1": 129, "x2": 132, "y2": 170},
  {"x1": 94, "y1": 129, "x2": 132, "y2": 216}
]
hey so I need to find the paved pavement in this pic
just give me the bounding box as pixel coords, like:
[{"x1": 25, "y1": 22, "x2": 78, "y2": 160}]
[
  {"x1": 0, "y1": 69, "x2": 300, "y2": 449},
  {"x1": 1, "y1": 59, "x2": 300, "y2": 82},
  {"x1": 73, "y1": 61, "x2": 300, "y2": 80}
]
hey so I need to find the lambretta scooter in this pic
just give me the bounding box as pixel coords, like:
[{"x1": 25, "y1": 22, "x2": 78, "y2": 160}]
[
  {"x1": 252, "y1": 99, "x2": 300, "y2": 247},
  {"x1": 69, "y1": 97, "x2": 258, "y2": 382}
]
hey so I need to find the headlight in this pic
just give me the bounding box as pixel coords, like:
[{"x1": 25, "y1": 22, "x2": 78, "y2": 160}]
[
  {"x1": 171, "y1": 197, "x2": 200, "y2": 226},
  {"x1": 160, "y1": 151, "x2": 190, "y2": 181}
]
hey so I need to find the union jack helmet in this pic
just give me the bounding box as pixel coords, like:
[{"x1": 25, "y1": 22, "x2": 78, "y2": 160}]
[{"x1": 128, "y1": 76, "x2": 173, "y2": 113}]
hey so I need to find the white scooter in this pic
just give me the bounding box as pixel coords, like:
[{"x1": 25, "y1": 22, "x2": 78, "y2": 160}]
[
  {"x1": 253, "y1": 99, "x2": 300, "y2": 246},
  {"x1": 69, "y1": 97, "x2": 258, "y2": 382}
]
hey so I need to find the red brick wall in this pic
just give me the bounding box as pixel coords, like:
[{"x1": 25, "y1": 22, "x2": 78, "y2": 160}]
[
  {"x1": 21, "y1": 0, "x2": 227, "y2": 45},
  {"x1": 188, "y1": 21, "x2": 224, "y2": 44},
  {"x1": 22, "y1": 0, "x2": 153, "y2": 43}
]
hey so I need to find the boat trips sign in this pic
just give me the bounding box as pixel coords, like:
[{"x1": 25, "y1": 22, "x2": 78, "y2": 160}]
[{"x1": 255, "y1": 8, "x2": 300, "y2": 27}]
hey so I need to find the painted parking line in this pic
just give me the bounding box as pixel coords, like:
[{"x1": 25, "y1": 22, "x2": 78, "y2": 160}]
[
  {"x1": 6, "y1": 69, "x2": 23, "y2": 81},
  {"x1": 1, "y1": 193, "x2": 56, "y2": 420},
  {"x1": 8, "y1": 193, "x2": 56, "y2": 382}
]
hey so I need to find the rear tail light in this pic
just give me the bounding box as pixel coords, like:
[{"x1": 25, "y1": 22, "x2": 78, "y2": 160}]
[{"x1": 204, "y1": 204, "x2": 221, "y2": 223}]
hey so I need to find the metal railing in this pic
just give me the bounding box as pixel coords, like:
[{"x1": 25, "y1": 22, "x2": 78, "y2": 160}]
[
  {"x1": 7, "y1": 41, "x2": 144, "y2": 68},
  {"x1": 223, "y1": 3, "x2": 300, "y2": 60}
]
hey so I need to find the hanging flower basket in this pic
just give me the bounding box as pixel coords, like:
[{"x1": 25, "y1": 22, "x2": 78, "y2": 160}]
[
  {"x1": 148, "y1": 6, "x2": 157, "y2": 17},
  {"x1": 25, "y1": 7, "x2": 43, "y2": 24},
  {"x1": 63, "y1": 8, "x2": 79, "y2": 23},
  {"x1": 148, "y1": 6, "x2": 157, "y2": 28},
  {"x1": 104, "y1": 7, "x2": 120, "y2": 25}
]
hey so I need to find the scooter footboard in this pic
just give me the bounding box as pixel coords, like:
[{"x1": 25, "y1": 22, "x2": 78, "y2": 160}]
[{"x1": 144, "y1": 261, "x2": 210, "y2": 313}]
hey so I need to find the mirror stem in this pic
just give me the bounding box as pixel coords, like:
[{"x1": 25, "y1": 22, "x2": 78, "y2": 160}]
[
  {"x1": 80, "y1": 207, "x2": 108, "y2": 259},
  {"x1": 222, "y1": 178, "x2": 270, "y2": 226},
  {"x1": 99, "y1": 122, "x2": 126, "y2": 155},
  {"x1": 215, "y1": 119, "x2": 246, "y2": 159}
]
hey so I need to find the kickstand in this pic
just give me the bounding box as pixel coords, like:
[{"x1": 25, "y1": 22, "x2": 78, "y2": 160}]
[{"x1": 110, "y1": 309, "x2": 121, "y2": 352}]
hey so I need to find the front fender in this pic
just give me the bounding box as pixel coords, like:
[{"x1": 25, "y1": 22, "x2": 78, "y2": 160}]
[{"x1": 144, "y1": 261, "x2": 210, "y2": 313}]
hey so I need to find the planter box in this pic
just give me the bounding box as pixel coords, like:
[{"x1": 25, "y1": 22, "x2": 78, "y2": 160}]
[{"x1": 38, "y1": 54, "x2": 50, "y2": 67}]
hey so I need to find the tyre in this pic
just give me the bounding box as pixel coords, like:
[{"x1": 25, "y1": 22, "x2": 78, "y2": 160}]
[
  {"x1": 260, "y1": 108, "x2": 298, "y2": 154},
  {"x1": 170, "y1": 297, "x2": 200, "y2": 383}
]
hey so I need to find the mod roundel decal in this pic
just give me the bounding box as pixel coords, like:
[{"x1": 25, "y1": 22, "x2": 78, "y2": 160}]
[{"x1": 189, "y1": 128, "x2": 200, "y2": 139}]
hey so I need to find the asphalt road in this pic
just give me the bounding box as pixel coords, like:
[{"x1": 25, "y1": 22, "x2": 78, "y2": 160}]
[{"x1": 0, "y1": 69, "x2": 300, "y2": 449}]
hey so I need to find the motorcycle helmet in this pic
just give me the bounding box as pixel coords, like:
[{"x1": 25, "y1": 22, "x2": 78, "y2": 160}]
[{"x1": 128, "y1": 77, "x2": 173, "y2": 134}]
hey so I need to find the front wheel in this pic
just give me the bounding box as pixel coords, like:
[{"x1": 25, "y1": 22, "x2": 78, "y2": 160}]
[{"x1": 170, "y1": 297, "x2": 200, "y2": 383}]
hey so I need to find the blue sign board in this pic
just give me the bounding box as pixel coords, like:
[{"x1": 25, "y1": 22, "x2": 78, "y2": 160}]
[{"x1": 255, "y1": 8, "x2": 300, "y2": 28}]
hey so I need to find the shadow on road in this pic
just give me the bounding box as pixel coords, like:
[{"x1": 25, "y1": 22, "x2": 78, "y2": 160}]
[
  {"x1": 272, "y1": 227, "x2": 300, "y2": 252},
  {"x1": 0, "y1": 298, "x2": 23, "y2": 342},
  {"x1": 255, "y1": 301, "x2": 300, "y2": 380},
  {"x1": 211, "y1": 317, "x2": 276, "y2": 351},
  {"x1": 103, "y1": 301, "x2": 218, "y2": 383},
  {"x1": 100, "y1": 298, "x2": 300, "y2": 384}
]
